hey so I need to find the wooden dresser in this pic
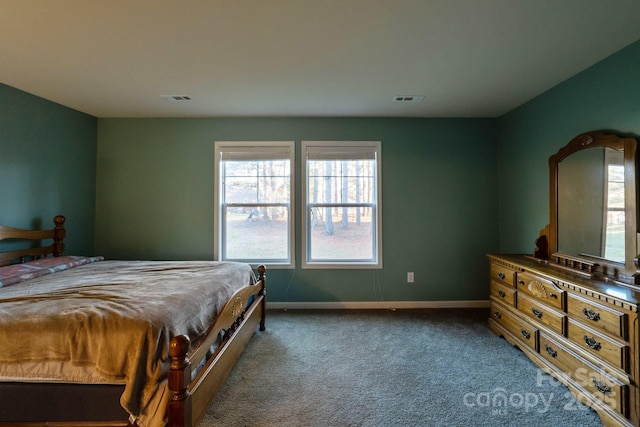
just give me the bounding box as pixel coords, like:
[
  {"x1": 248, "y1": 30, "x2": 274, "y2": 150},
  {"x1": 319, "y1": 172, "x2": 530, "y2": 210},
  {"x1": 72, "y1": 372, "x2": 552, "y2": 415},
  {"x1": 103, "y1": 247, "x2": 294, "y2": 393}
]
[{"x1": 487, "y1": 253, "x2": 639, "y2": 427}]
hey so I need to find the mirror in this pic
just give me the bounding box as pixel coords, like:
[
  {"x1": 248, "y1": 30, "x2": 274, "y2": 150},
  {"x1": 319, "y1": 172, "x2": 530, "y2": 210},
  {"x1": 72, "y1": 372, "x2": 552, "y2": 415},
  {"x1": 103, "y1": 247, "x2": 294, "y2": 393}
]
[
  {"x1": 544, "y1": 131, "x2": 639, "y2": 285},
  {"x1": 557, "y1": 147, "x2": 625, "y2": 263}
]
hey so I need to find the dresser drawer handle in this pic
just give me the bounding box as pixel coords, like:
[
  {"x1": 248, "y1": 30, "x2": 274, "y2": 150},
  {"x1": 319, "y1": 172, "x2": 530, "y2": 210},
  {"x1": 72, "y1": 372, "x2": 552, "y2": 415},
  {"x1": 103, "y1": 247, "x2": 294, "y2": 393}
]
[
  {"x1": 583, "y1": 335, "x2": 601, "y2": 350},
  {"x1": 582, "y1": 308, "x2": 601, "y2": 322},
  {"x1": 498, "y1": 272, "x2": 506, "y2": 280},
  {"x1": 545, "y1": 344, "x2": 557, "y2": 358},
  {"x1": 498, "y1": 290, "x2": 506, "y2": 298},
  {"x1": 520, "y1": 329, "x2": 531, "y2": 340},
  {"x1": 494, "y1": 311, "x2": 502, "y2": 319},
  {"x1": 549, "y1": 293, "x2": 558, "y2": 299},
  {"x1": 532, "y1": 308, "x2": 543, "y2": 318},
  {"x1": 592, "y1": 378, "x2": 611, "y2": 395}
]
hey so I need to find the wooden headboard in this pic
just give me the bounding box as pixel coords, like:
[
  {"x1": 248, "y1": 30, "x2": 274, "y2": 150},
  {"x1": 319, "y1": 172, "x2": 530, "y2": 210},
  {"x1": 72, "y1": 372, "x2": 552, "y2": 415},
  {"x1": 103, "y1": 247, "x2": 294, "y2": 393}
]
[{"x1": 0, "y1": 215, "x2": 66, "y2": 266}]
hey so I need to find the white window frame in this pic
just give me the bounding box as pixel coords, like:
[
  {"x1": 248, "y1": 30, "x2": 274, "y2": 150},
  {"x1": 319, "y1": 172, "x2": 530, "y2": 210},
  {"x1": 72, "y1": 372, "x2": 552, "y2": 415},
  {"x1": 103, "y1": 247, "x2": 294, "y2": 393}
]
[
  {"x1": 214, "y1": 141, "x2": 295, "y2": 268},
  {"x1": 301, "y1": 141, "x2": 382, "y2": 269}
]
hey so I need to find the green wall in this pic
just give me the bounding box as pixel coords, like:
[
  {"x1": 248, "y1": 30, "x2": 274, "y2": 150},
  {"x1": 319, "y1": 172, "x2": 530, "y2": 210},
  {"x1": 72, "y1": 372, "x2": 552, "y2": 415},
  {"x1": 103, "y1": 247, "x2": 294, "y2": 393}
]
[
  {"x1": 497, "y1": 39, "x2": 640, "y2": 254},
  {"x1": 96, "y1": 118, "x2": 499, "y2": 302},
  {"x1": 7, "y1": 37, "x2": 638, "y2": 303},
  {"x1": 0, "y1": 83, "x2": 97, "y2": 255}
]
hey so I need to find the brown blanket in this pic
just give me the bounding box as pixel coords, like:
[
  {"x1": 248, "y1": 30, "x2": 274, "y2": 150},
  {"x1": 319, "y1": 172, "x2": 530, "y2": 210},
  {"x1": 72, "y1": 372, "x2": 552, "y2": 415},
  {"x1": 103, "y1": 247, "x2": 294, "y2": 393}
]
[{"x1": 0, "y1": 260, "x2": 255, "y2": 424}]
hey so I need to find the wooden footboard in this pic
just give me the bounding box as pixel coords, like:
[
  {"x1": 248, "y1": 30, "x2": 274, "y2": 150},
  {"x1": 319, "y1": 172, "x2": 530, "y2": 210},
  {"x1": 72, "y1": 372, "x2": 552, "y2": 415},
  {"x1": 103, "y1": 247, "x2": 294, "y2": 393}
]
[{"x1": 167, "y1": 265, "x2": 267, "y2": 427}]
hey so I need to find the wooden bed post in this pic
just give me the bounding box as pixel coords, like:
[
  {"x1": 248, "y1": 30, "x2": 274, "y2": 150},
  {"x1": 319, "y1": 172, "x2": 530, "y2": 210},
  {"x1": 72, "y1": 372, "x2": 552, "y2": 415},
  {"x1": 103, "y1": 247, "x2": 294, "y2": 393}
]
[
  {"x1": 258, "y1": 265, "x2": 266, "y2": 331},
  {"x1": 168, "y1": 335, "x2": 192, "y2": 427},
  {"x1": 52, "y1": 215, "x2": 66, "y2": 256}
]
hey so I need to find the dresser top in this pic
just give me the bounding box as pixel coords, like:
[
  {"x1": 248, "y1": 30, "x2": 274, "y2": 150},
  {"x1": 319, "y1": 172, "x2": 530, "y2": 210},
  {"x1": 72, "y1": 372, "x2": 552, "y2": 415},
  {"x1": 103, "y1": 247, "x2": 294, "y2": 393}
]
[{"x1": 488, "y1": 254, "x2": 640, "y2": 309}]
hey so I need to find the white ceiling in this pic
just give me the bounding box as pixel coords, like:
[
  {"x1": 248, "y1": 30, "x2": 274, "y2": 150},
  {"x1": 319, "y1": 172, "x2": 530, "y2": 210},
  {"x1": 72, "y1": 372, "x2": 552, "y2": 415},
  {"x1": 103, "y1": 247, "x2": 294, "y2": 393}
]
[{"x1": 2, "y1": 1, "x2": 640, "y2": 118}]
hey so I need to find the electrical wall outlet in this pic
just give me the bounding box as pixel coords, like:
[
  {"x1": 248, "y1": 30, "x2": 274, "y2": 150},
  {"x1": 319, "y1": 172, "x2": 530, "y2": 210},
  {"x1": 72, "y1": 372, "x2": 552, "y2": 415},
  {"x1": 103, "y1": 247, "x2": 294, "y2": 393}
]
[{"x1": 407, "y1": 272, "x2": 414, "y2": 283}]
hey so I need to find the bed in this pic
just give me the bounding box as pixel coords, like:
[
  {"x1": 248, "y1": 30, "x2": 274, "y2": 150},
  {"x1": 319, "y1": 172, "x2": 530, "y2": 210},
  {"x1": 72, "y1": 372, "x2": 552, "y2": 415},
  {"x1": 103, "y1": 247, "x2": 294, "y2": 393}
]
[{"x1": 0, "y1": 215, "x2": 267, "y2": 427}]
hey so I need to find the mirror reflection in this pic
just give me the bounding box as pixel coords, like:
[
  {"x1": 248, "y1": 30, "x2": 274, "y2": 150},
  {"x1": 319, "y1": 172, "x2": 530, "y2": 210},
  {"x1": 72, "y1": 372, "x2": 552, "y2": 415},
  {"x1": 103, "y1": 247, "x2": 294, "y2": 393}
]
[{"x1": 557, "y1": 147, "x2": 625, "y2": 263}]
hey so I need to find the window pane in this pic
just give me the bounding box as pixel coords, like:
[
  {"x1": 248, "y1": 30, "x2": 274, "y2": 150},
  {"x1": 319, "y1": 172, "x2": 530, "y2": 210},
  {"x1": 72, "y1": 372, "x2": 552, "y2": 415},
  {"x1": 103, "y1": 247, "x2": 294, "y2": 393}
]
[
  {"x1": 308, "y1": 206, "x2": 375, "y2": 261},
  {"x1": 224, "y1": 160, "x2": 290, "y2": 204},
  {"x1": 307, "y1": 159, "x2": 376, "y2": 204},
  {"x1": 224, "y1": 176, "x2": 258, "y2": 203},
  {"x1": 604, "y1": 164, "x2": 625, "y2": 261},
  {"x1": 224, "y1": 206, "x2": 289, "y2": 260},
  {"x1": 607, "y1": 165, "x2": 624, "y2": 209}
]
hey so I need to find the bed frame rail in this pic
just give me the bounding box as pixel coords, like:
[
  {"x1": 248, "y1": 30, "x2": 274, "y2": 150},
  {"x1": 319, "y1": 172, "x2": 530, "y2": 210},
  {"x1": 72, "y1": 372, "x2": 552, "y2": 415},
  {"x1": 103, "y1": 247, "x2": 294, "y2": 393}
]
[
  {"x1": 168, "y1": 265, "x2": 267, "y2": 427},
  {"x1": 0, "y1": 215, "x2": 66, "y2": 266}
]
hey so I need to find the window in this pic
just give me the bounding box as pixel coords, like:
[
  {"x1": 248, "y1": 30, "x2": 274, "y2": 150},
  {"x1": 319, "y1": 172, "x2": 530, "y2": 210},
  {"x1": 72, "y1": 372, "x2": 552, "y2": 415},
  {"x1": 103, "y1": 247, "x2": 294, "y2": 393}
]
[
  {"x1": 302, "y1": 141, "x2": 382, "y2": 268},
  {"x1": 214, "y1": 141, "x2": 294, "y2": 267},
  {"x1": 603, "y1": 149, "x2": 625, "y2": 262}
]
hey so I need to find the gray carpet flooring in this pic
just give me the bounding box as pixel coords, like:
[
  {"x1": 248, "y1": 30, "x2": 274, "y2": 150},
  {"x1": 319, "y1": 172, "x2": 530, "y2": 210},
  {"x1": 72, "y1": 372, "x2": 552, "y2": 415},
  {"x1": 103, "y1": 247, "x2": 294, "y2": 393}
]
[{"x1": 199, "y1": 308, "x2": 604, "y2": 427}]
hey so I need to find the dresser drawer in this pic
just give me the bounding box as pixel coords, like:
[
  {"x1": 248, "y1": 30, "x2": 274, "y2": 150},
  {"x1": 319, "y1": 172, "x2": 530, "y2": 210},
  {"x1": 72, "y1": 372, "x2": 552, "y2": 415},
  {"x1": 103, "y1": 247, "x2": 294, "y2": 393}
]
[
  {"x1": 490, "y1": 263, "x2": 517, "y2": 287},
  {"x1": 567, "y1": 319, "x2": 629, "y2": 374},
  {"x1": 567, "y1": 294, "x2": 628, "y2": 340},
  {"x1": 517, "y1": 293, "x2": 566, "y2": 335},
  {"x1": 539, "y1": 333, "x2": 629, "y2": 417},
  {"x1": 516, "y1": 271, "x2": 565, "y2": 311},
  {"x1": 490, "y1": 300, "x2": 538, "y2": 350},
  {"x1": 490, "y1": 281, "x2": 516, "y2": 306}
]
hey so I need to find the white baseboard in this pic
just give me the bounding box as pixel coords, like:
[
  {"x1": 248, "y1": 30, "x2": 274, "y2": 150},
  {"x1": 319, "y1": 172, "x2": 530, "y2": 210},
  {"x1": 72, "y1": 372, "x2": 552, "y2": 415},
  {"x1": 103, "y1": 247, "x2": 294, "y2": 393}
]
[{"x1": 267, "y1": 300, "x2": 490, "y2": 310}]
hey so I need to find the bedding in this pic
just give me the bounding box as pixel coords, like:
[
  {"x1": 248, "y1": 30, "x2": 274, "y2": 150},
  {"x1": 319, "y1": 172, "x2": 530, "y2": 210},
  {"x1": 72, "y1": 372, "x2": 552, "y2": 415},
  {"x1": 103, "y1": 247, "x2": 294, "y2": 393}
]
[
  {"x1": 0, "y1": 259, "x2": 255, "y2": 427},
  {"x1": 0, "y1": 255, "x2": 103, "y2": 287}
]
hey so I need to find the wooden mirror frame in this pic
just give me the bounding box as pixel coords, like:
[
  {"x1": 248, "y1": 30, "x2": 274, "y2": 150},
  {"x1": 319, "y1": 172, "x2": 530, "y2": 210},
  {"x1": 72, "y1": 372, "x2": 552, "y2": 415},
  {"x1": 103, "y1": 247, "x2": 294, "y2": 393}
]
[{"x1": 543, "y1": 130, "x2": 639, "y2": 285}]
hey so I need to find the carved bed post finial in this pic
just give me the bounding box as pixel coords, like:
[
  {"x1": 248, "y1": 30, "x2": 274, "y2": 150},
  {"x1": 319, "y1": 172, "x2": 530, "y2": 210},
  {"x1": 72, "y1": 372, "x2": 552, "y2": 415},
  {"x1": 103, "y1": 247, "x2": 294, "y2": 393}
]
[
  {"x1": 257, "y1": 265, "x2": 266, "y2": 331},
  {"x1": 53, "y1": 215, "x2": 66, "y2": 257},
  {"x1": 168, "y1": 335, "x2": 192, "y2": 427}
]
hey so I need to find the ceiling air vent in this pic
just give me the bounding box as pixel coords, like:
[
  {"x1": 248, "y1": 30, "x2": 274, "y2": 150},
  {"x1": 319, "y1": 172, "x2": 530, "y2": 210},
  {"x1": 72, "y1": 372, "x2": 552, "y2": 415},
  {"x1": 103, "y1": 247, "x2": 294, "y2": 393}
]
[
  {"x1": 393, "y1": 95, "x2": 424, "y2": 103},
  {"x1": 161, "y1": 95, "x2": 192, "y2": 101}
]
